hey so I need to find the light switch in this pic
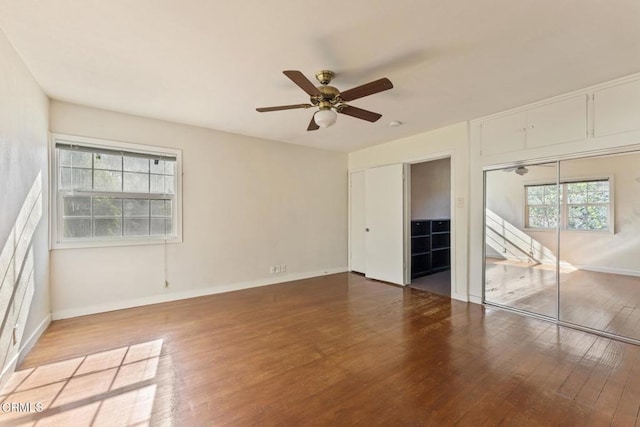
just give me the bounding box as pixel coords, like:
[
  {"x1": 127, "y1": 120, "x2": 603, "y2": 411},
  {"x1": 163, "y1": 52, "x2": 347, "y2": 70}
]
[{"x1": 456, "y1": 197, "x2": 465, "y2": 208}]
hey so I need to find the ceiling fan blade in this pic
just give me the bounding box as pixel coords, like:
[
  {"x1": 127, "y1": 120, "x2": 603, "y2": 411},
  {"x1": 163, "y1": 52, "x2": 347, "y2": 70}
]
[
  {"x1": 307, "y1": 115, "x2": 319, "y2": 131},
  {"x1": 283, "y1": 70, "x2": 322, "y2": 97},
  {"x1": 256, "y1": 103, "x2": 313, "y2": 112},
  {"x1": 339, "y1": 78, "x2": 393, "y2": 102},
  {"x1": 338, "y1": 105, "x2": 382, "y2": 122}
]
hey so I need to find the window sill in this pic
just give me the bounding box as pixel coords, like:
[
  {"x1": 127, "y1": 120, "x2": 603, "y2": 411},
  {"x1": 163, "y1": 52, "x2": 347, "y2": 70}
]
[
  {"x1": 51, "y1": 236, "x2": 182, "y2": 250},
  {"x1": 524, "y1": 227, "x2": 613, "y2": 234}
]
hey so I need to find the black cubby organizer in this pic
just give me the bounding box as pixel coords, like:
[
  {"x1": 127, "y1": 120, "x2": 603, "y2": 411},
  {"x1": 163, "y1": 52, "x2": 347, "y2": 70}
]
[{"x1": 410, "y1": 219, "x2": 451, "y2": 279}]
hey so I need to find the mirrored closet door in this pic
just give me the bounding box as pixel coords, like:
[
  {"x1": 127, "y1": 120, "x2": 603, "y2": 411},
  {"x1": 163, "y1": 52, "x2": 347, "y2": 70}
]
[
  {"x1": 484, "y1": 163, "x2": 559, "y2": 319},
  {"x1": 558, "y1": 152, "x2": 640, "y2": 341},
  {"x1": 484, "y1": 150, "x2": 640, "y2": 343}
]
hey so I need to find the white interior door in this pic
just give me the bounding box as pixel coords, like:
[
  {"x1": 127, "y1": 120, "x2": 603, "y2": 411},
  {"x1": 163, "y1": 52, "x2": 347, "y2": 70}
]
[
  {"x1": 349, "y1": 171, "x2": 366, "y2": 274},
  {"x1": 365, "y1": 164, "x2": 405, "y2": 285}
]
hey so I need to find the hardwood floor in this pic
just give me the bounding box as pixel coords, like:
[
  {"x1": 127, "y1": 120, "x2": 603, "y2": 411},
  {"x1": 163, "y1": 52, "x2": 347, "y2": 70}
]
[
  {"x1": 485, "y1": 258, "x2": 640, "y2": 341},
  {"x1": 1, "y1": 272, "x2": 639, "y2": 426}
]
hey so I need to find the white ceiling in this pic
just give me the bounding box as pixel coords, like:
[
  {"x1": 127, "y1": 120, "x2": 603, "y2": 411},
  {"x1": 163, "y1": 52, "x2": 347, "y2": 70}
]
[{"x1": 1, "y1": 1, "x2": 639, "y2": 152}]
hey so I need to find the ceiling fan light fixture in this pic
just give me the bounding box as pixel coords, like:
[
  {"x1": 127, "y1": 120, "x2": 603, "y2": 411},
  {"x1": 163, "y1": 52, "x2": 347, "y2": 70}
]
[{"x1": 314, "y1": 109, "x2": 337, "y2": 128}]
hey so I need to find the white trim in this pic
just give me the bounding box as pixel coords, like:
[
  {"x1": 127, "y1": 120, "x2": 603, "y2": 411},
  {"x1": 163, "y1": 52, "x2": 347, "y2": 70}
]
[
  {"x1": 404, "y1": 151, "x2": 459, "y2": 297},
  {"x1": 403, "y1": 163, "x2": 411, "y2": 284},
  {"x1": 0, "y1": 314, "x2": 51, "y2": 383},
  {"x1": 49, "y1": 133, "x2": 183, "y2": 250},
  {"x1": 52, "y1": 268, "x2": 348, "y2": 320},
  {"x1": 17, "y1": 314, "x2": 51, "y2": 363},
  {"x1": 53, "y1": 236, "x2": 182, "y2": 250},
  {"x1": 51, "y1": 133, "x2": 179, "y2": 158},
  {"x1": 470, "y1": 72, "x2": 640, "y2": 124},
  {"x1": 451, "y1": 291, "x2": 468, "y2": 303},
  {"x1": 575, "y1": 265, "x2": 640, "y2": 278},
  {"x1": 478, "y1": 132, "x2": 640, "y2": 171},
  {"x1": 469, "y1": 294, "x2": 483, "y2": 304},
  {"x1": 348, "y1": 171, "x2": 353, "y2": 272}
]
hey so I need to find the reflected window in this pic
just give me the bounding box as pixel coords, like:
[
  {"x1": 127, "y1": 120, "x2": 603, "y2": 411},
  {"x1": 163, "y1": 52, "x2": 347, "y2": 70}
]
[
  {"x1": 525, "y1": 184, "x2": 560, "y2": 229},
  {"x1": 525, "y1": 179, "x2": 611, "y2": 231}
]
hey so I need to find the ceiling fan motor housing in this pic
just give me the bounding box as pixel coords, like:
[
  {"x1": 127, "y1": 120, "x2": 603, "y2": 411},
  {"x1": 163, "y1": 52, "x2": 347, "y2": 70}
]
[
  {"x1": 315, "y1": 70, "x2": 335, "y2": 85},
  {"x1": 312, "y1": 85, "x2": 340, "y2": 107}
]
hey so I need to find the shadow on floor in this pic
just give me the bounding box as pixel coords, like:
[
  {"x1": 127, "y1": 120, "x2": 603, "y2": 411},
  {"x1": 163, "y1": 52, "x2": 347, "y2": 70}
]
[{"x1": 410, "y1": 270, "x2": 451, "y2": 297}]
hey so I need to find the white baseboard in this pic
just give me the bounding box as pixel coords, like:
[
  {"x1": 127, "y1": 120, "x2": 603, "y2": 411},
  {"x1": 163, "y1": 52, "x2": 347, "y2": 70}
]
[
  {"x1": 575, "y1": 265, "x2": 640, "y2": 277},
  {"x1": 451, "y1": 292, "x2": 468, "y2": 303},
  {"x1": 469, "y1": 294, "x2": 483, "y2": 304},
  {"x1": 0, "y1": 314, "x2": 51, "y2": 384},
  {"x1": 17, "y1": 314, "x2": 51, "y2": 364},
  {"x1": 52, "y1": 267, "x2": 348, "y2": 320}
]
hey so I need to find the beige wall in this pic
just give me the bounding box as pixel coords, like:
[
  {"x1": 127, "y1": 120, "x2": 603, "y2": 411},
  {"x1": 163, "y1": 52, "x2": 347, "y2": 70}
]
[
  {"x1": 411, "y1": 158, "x2": 451, "y2": 220},
  {"x1": 348, "y1": 122, "x2": 469, "y2": 301},
  {"x1": 49, "y1": 101, "x2": 348, "y2": 319},
  {"x1": 0, "y1": 29, "x2": 50, "y2": 381}
]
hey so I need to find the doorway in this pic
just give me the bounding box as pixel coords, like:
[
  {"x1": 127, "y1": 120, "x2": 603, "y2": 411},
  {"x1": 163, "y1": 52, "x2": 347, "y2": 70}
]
[{"x1": 408, "y1": 158, "x2": 452, "y2": 296}]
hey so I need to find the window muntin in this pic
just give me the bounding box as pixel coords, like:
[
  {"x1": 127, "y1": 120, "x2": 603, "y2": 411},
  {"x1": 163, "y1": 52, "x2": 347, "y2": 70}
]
[
  {"x1": 53, "y1": 137, "x2": 180, "y2": 246},
  {"x1": 565, "y1": 181, "x2": 610, "y2": 231},
  {"x1": 526, "y1": 184, "x2": 560, "y2": 229},
  {"x1": 525, "y1": 179, "x2": 611, "y2": 231}
]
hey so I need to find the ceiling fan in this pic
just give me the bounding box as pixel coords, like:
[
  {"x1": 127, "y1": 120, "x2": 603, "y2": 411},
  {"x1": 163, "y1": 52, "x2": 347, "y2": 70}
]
[
  {"x1": 256, "y1": 70, "x2": 393, "y2": 131},
  {"x1": 503, "y1": 166, "x2": 529, "y2": 175},
  {"x1": 502, "y1": 163, "x2": 556, "y2": 175}
]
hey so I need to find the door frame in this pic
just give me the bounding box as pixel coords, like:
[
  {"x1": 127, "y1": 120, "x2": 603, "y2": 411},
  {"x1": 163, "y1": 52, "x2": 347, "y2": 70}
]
[
  {"x1": 348, "y1": 149, "x2": 458, "y2": 296},
  {"x1": 404, "y1": 152, "x2": 455, "y2": 289},
  {"x1": 348, "y1": 170, "x2": 365, "y2": 274}
]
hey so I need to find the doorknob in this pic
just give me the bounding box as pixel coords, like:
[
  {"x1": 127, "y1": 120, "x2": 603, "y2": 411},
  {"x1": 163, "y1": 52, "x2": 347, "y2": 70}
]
[{"x1": 365, "y1": 228, "x2": 370, "y2": 232}]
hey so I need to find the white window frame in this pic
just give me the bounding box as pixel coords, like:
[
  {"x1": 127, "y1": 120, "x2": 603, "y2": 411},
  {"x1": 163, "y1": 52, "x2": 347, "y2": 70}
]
[
  {"x1": 49, "y1": 133, "x2": 183, "y2": 249},
  {"x1": 524, "y1": 176, "x2": 614, "y2": 233}
]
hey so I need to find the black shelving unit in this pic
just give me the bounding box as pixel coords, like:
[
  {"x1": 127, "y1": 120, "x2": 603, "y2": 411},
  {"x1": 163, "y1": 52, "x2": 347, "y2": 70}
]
[{"x1": 411, "y1": 219, "x2": 450, "y2": 279}]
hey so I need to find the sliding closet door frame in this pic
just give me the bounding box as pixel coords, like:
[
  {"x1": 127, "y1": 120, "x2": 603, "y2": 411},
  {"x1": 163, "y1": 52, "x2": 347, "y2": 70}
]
[
  {"x1": 555, "y1": 162, "x2": 561, "y2": 320},
  {"x1": 482, "y1": 143, "x2": 640, "y2": 345}
]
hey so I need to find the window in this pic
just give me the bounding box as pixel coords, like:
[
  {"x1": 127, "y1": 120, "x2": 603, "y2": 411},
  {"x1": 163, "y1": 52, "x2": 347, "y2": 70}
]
[
  {"x1": 525, "y1": 179, "x2": 611, "y2": 231},
  {"x1": 51, "y1": 134, "x2": 181, "y2": 248},
  {"x1": 524, "y1": 184, "x2": 559, "y2": 229}
]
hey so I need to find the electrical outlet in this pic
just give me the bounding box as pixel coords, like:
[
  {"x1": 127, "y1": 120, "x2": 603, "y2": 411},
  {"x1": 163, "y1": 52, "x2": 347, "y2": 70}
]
[
  {"x1": 274, "y1": 265, "x2": 281, "y2": 273},
  {"x1": 280, "y1": 264, "x2": 286, "y2": 273},
  {"x1": 270, "y1": 265, "x2": 276, "y2": 273}
]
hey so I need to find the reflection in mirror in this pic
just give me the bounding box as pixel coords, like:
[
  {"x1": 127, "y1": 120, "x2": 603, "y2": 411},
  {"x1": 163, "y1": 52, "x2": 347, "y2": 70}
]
[
  {"x1": 484, "y1": 163, "x2": 559, "y2": 318},
  {"x1": 559, "y1": 152, "x2": 640, "y2": 341}
]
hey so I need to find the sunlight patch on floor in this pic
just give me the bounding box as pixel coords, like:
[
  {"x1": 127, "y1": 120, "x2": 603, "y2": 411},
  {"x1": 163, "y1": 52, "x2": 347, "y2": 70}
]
[{"x1": 0, "y1": 338, "x2": 163, "y2": 426}]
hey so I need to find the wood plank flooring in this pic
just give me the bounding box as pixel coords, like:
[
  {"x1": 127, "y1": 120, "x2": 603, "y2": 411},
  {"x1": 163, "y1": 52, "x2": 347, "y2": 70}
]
[
  {"x1": 1, "y1": 272, "x2": 639, "y2": 426},
  {"x1": 485, "y1": 258, "x2": 640, "y2": 341}
]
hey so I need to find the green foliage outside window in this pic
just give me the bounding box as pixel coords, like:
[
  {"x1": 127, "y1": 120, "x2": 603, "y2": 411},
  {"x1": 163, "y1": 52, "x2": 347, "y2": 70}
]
[{"x1": 526, "y1": 180, "x2": 610, "y2": 231}]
